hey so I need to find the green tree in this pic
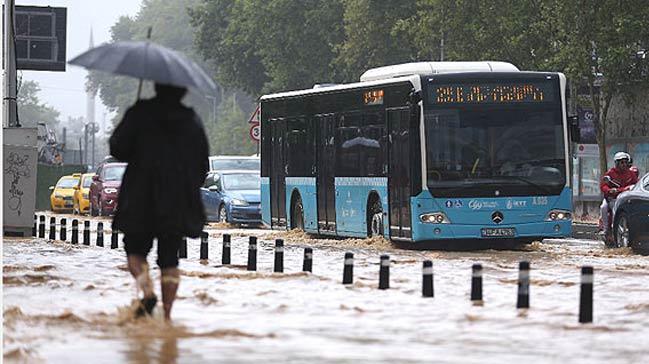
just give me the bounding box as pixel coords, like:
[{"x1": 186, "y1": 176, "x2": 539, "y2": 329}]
[
  {"x1": 16, "y1": 79, "x2": 61, "y2": 129},
  {"x1": 207, "y1": 94, "x2": 257, "y2": 155}
]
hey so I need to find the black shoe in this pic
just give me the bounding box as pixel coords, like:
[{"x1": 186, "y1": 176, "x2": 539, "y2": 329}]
[{"x1": 135, "y1": 295, "x2": 157, "y2": 318}]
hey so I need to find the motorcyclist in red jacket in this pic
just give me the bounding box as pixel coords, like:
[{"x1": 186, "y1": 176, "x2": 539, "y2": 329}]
[{"x1": 600, "y1": 152, "x2": 639, "y2": 241}]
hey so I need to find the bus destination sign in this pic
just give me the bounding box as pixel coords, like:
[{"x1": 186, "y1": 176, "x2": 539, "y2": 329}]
[
  {"x1": 431, "y1": 82, "x2": 554, "y2": 104},
  {"x1": 363, "y1": 89, "x2": 384, "y2": 105}
]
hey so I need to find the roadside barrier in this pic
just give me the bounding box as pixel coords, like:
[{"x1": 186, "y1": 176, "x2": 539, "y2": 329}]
[
  {"x1": 471, "y1": 264, "x2": 483, "y2": 302},
  {"x1": 379, "y1": 254, "x2": 390, "y2": 289},
  {"x1": 38, "y1": 215, "x2": 45, "y2": 238},
  {"x1": 111, "y1": 230, "x2": 119, "y2": 249},
  {"x1": 96, "y1": 222, "x2": 104, "y2": 247},
  {"x1": 422, "y1": 260, "x2": 434, "y2": 297},
  {"x1": 32, "y1": 218, "x2": 599, "y2": 323},
  {"x1": 200, "y1": 232, "x2": 209, "y2": 260},
  {"x1": 49, "y1": 217, "x2": 56, "y2": 240},
  {"x1": 71, "y1": 219, "x2": 79, "y2": 244},
  {"x1": 517, "y1": 261, "x2": 530, "y2": 309},
  {"x1": 83, "y1": 221, "x2": 90, "y2": 245},
  {"x1": 222, "y1": 234, "x2": 231, "y2": 264},
  {"x1": 179, "y1": 237, "x2": 187, "y2": 259},
  {"x1": 579, "y1": 266, "x2": 594, "y2": 323},
  {"x1": 274, "y1": 239, "x2": 284, "y2": 273},
  {"x1": 343, "y1": 252, "x2": 354, "y2": 284},
  {"x1": 60, "y1": 218, "x2": 67, "y2": 241},
  {"x1": 303, "y1": 248, "x2": 313, "y2": 272},
  {"x1": 247, "y1": 236, "x2": 257, "y2": 271}
]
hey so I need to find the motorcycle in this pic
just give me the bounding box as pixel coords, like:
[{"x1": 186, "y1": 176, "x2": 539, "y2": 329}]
[{"x1": 600, "y1": 175, "x2": 621, "y2": 247}]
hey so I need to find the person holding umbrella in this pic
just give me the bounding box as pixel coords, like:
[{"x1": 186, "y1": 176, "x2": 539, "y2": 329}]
[{"x1": 70, "y1": 39, "x2": 215, "y2": 320}]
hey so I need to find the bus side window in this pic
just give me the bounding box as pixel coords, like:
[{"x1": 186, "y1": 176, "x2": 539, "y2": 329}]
[
  {"x1": 361, "y1": 112, "x2": 386, "y2": 176},
  {"x1": 336, "y1": 112, "x2": 362, "y2": 177}
]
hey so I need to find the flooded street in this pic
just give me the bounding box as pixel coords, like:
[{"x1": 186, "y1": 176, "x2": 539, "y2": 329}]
[{"x1": 4, "y1": 213, "x2": 649, "y2": 363}]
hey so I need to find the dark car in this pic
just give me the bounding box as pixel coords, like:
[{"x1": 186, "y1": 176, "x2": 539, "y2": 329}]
[
  {"x1": 612, "y1": 172, "x2": 649, "y2": 254},
  {"x1": 201, "y1": 170, "x2": 261, "y2": 224},
  {"x1": 89, "y1": 162, "x2": 127, "y2": 216}
]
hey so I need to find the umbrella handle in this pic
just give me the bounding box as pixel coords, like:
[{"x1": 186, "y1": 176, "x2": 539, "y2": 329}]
[{"x1": 135, "y1": 27, "x2": 153, "y2": 101}]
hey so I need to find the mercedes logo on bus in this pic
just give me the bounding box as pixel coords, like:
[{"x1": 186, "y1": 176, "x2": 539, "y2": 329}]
[{"x1": 491, "y1": 211, "x2": 504, "y2": 224}]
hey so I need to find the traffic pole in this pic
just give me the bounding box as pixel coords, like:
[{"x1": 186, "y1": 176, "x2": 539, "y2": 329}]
[
  {"x1": 471, "y1": 264, "x2": 483, "y2": 302},
  {"x1": 96, "y1": 222, "x2": 104, "y2": 247},
  {"x1": 343, "y1": 252, "x2": 354, "y2": 284},
  {"x1": 111, "y1": 229, "x2": 119, "y2": 249},
  {"x1": 517, "y1": 261, "x2": 530, "y2": 309},
  {"x1": 49, "y1": 217, "x2": 56, "y2": 240},
  {"x1": 579, "y1": 266, "x2": 594, "y2": 323},
  {"x1": 60, "y1": 218, "x2": 67, "y2": 241},
  {"x1": 71, "y1": 219, "x2": 79, "y2": 244},
  {"x1": 178, "y1": 237, "x2": 187, "y2": 259},
  {"x1": 247, "y1": 236, "x2": 257, "y2": 271},
  {"x1": 422, "y1": 260, "x2": 434, "y2": 297},
  {"x1": 32, "y1": 215, "x2": 37, "y2": 236},
  {"x1": 303, "y1": 247, "x2": 313, "y2": 272},
  {"x1": 222, "y1": 234, "x2": 231, "y2": 265},
  {"x1": 38, "y1": 215, "x2": 45, "y2": 238},
  {"x1": 83, "y1": 221, "x2": 90, "y2": 245},
  {"x1": 378, "y1": 254, "x2": 390, "y2": 290},
  {"x1": 200, "y1": 231, "x2": 209, "y2": 260},
  {"x1": 274, "y1": 239, "x2": 284, "y2": 273}
]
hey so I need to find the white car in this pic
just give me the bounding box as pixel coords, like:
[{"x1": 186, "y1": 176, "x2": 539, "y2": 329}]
[{"x1": 208, "y1": 155, "x2": 260, "y2": 172}]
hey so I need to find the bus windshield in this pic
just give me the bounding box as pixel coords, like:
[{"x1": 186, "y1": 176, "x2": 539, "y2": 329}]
[{"x1": 424, "y1": 103, "x2": 565, "y2": 197}]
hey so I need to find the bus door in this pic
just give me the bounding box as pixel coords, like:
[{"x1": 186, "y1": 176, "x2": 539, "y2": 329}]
[
  {"x1": 316, "y1": 114, "x2": 336, "y2": 233},
  {"x1": 387, "y1": 108, "x2": 412, "y2": 239},
  {"x1": 270, "y1": 118, "x2": 287, "y2": 228}
]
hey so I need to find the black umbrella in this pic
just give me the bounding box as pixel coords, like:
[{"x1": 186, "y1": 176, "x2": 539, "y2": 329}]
[{"x1": 69, "y1": 40, "x2": 216, "y2": 95}]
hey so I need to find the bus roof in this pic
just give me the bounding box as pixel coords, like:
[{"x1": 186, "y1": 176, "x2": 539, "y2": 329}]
[{"x1": 360, "y1": 61, "x2": 519, "y2": 82}]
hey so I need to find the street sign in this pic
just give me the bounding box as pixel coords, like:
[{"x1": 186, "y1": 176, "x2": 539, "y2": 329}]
[
  {"x1": 248, "y1": 104, "x2": 260, "y2": 124},
  {"x1": 249, "y1": 122, "x2": 260, "y2": 142},
  {"x1": 12, "y1": 6, "x2": 67, "y2": 71}
]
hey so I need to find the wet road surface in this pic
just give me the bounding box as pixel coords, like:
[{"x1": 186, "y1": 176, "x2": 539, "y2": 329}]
[{"x1": 3, "y1": 213, "x2": 649, "y2": 363}]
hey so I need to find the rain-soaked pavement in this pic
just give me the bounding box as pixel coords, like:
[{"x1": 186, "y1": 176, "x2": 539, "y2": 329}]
[{"x1": 3, "y1": 212, "x2": 649, "y2": 363}]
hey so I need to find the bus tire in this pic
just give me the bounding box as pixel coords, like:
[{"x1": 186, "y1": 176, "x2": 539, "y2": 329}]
[
  {"x1": 367, "y1": 196, "x2": 383, "y2": 238},
  {"x1": 291, "y1": 193, "x2": 304, "y2": 230}
]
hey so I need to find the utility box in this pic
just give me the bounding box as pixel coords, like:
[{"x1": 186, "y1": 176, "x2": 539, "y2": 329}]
[{"x1": 3, "y1": 128, "x2": 38, "y2": 236}]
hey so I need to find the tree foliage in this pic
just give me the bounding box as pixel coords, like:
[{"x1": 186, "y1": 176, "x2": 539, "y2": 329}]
[{"x1": 16, "y1": 79, "x2": 61, "y2": 129}]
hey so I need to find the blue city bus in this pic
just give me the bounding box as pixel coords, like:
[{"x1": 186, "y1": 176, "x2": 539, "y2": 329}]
[{"x1": 260, "y1": 62, "x2": 576, "y2": 243}]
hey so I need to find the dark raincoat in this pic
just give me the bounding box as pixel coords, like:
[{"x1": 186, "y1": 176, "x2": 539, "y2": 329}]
[{"x1": 109, "y1": 98, "x2": 209, "y2": 238}]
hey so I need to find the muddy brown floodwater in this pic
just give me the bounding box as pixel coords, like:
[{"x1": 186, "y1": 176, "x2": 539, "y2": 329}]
[{"x1": 3, "y1": 214, "x2": 649, "y2": 363}]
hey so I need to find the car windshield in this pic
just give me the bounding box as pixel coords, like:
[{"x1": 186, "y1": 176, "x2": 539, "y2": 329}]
[
  {"x1": 82, "y1": 176, "x2": 93, "y2": 188},
  {"x1": 211, "y1": 158, "x2": 259, "y2": 171},
  {"x1": 57, "y1": 178, "x2": 78, "y2": 188},
  {"x1": 222, "y1": 173, "x2": 260, "y2": 190},
  {"x1": 104, "y1": 166, "x2": 126, "y2": 181}
]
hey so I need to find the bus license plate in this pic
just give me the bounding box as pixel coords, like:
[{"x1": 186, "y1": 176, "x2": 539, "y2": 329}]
[{"x1": 481, "y1": 228, "x2": 516, "y2": 237}]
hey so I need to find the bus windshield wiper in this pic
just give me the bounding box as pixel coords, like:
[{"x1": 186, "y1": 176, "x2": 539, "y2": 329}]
[{"x1": 494, "y1": 175, "x2": 554, "y2": 195}]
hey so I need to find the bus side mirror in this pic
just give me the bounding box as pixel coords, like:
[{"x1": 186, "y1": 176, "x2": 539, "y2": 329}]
[
  {"x1": 568, "y1": 115, "x2": 580, "y2": 143},
  {"x1": 408, "y1": 90, "x2": 422, "y2": 105}
]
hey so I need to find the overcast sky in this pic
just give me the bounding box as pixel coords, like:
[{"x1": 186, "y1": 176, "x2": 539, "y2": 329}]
[{"x1": 16, "y1": 0, "x2": 143, "y2": 129}]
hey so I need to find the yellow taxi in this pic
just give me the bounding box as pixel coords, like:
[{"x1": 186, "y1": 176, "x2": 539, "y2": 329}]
[
  {"x1": 50, "y1": 174, "x2": 81, "y2": 212},
  {"x1": 73, "y1": 172, "x2": 95, "y2": 215}
]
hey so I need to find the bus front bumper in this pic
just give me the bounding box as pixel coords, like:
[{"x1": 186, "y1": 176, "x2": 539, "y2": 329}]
[{"x1": 411, "y1": 220, "x2": 572, "y2": 241}]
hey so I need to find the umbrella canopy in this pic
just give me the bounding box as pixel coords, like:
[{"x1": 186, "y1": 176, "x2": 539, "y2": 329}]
[{"x1": 69, "y1": 41, "x2": 217, "y2": 94}]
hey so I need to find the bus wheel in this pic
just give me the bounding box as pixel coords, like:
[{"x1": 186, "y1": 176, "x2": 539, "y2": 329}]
[
  {"x1": 368, "y1": 200, "x2": 383, "y2": 237},
  {"x1": 291, "y1": 196, "x2": 304, "y2": 230}
]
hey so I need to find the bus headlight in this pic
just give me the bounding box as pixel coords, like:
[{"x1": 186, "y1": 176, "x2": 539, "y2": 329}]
[
  {"x1": 546, "y1": 209, "x2": 572, "y2": 221},
  {"x1": 420, "y1": 212, "x2": 450, "y2": 224}
]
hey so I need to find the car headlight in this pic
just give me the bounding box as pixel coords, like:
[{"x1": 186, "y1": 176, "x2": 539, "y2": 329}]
[
  {"x1": 420, "y1": 212, "x2": 451, "y2": 224},
  {"x1": 230, "y1": 198, "x2": 249, "y2": 206},
  {"x1": 103, "y1": 188, "x2": 118, "y2": 194},
  {"x1": 545, "y1": 209, "x2": 572, "y2": 221},
  {"x1": 54, "y1": 193, "x2": 63, "y2": 198}
]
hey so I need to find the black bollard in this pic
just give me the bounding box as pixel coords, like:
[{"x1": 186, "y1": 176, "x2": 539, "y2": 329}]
[
  {"x1": 579, "y1": 266, "x2": 594, "y2": 323},
  {"x1": 178, "y1": 237, "x2": 187, "y2": 259},
  {"x1": 303, "y1": 247, "x2": 313, "y2": 273},
  {"x1": 200, "y1": 232, "x2": 209, "y2": 260},
  {"x1": 39, "y1": 215, "x2": 45, "y2": 238},
  {"x1": 343, "y1": 252, "x2": 354, "y2": 284},
  {"x1": 378, "y1": 254, "x2": 390, "y2": 289},
  {"x1": 111, "y1": 229, "x2": 119, "y2": 249},
  {"x1": 83, "y1": 221, "x2": 90, "y2": 245},
  {"x1": 33, "y1": 215, "x2": 37, "y2": 236},
  {"x1": 71, "y1": 219, "x2": 79, "y2": 244},
  {"x1": 247, "y1": 236, "x2": 257, "y2": 271},
  {"x1": 274, "y1": 239, "x2": 284, "y2": 273},
  {"x1": 422, "y1": 260, "x2": 434, "y2": 297},
  {"x1": 471, "y1": 264, "x2": 483, "y2": 301},
  {"x1": 222, "y1": 234, "x2": 231, "y2": 265},
  {"x1": 517, "y1": 261, "x2": 530, "y2": 309},
  {"x1": 96, "y1": 222, "x2": 104, "y2": 247},
  {"x1": 49, "y1": 217, "x2": 56, "y2": 240},
  {"x1": 60, "y1": 218, "x2": 67, "y2": 241}
]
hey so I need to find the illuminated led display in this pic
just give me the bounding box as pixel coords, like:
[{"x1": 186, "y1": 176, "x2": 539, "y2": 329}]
[
  {"x1": 430, "y1": 82, "x2": 555, "y2": 104},
  {"x1": 363, "y1": 89, "x2": 384, "y2": 105}
]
